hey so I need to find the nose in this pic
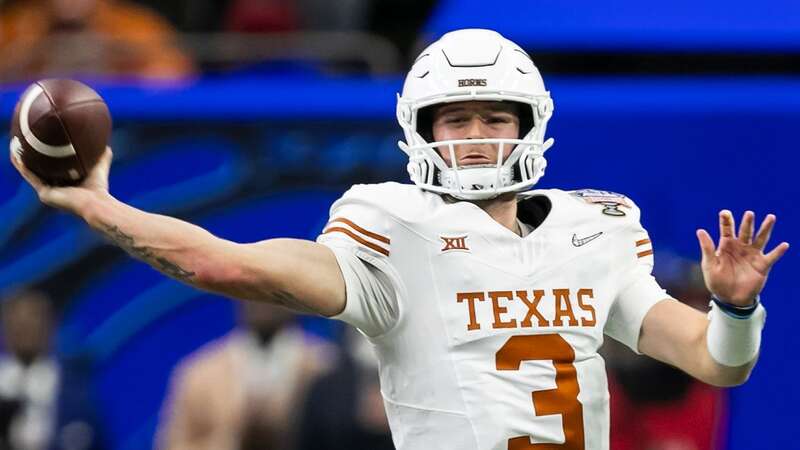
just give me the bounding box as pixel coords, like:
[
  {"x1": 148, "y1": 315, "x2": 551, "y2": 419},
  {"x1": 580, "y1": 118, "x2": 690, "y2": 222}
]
[{"x1": 465, "y1": 116, "x2": 487, "y2": 139}]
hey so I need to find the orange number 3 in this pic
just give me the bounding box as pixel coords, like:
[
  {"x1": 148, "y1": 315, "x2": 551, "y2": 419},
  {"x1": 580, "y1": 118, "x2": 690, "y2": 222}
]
[{"x1": 496, "y1": 334, "x2": 585, "y2": 450}]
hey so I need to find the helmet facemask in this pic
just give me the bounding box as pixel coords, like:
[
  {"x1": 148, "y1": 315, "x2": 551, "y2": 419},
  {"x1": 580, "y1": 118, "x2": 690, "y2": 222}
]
[
  {"x1": 398, "y1": 95, "x2": 554, "y2": 201},
  {"x1": 396, "y1": 29, "x2": 555, "y2": 200}
]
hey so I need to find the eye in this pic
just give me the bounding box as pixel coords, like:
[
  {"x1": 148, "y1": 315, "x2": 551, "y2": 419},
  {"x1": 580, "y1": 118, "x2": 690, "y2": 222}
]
[
  {"x1": 445, "y1": 115, "x2": 468, "y2": 124},
  {"x1": 487, "y1": 114, "x2": 513, "y2": 124}
]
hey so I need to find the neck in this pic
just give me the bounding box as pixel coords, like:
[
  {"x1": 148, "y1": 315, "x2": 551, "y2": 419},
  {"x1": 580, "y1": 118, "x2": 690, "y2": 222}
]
[{"x1": 473, "y1": 193, "x2": 520, "y2": 235}]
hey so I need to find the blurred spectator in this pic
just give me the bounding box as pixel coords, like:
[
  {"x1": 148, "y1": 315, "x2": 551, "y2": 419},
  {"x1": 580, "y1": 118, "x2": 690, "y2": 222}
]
[
  {"x1": 603, "y1": 254, "x2": 728, "y2": 450},
  {"x1": 0, "y1": 290, "x2": 56, "y2": 450},
  {"x1": 365, "y1": 0, "x2": 437, "y2": 63},
  {"x1": 132, "y1": 0, "x2": 232, "y2": 33},
  {"x1": 157, "y1": 302, "x2": 333, "y2": 450},
  {"x1": 224, "y1": 0, "x2": 298, "y2": 33},
  {"x1": 298, "y1": 328, "x2": 393, "y2": 450},
  {"x1": 295, "y1": 0, "x2": 368, "y2": 31},
  {"x1": 0, "y1": 290, "x2": 105, "y2": 450},
  {"x1": 0, "y1": 0, "x2": 194, "y2": 82},
  {"x1": 223, "y1": 0, "x2": 370, "y2": 33},
  {"x1": 219, "y1": 0, "x2": 435, "y2": 73}
]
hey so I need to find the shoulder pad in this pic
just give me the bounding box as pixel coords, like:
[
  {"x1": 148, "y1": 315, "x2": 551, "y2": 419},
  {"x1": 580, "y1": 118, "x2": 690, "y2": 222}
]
[
  {"x1": 341, "y1": 182, "x2": 438, "y2": 220},
  {"x1": 319, "y1": 182, "x2": 430, "y2": 258}
]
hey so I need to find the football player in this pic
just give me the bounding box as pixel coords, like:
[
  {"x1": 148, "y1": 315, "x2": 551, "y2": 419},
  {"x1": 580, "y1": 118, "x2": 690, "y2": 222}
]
[{"x1": 10, "y1": 29, "x2": 789, "y2": 450}]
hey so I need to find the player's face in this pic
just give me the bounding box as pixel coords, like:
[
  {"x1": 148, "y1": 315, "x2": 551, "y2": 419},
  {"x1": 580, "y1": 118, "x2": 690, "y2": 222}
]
[{"x1": 431, "y1": 101, "x2": 520, "y2": 167}]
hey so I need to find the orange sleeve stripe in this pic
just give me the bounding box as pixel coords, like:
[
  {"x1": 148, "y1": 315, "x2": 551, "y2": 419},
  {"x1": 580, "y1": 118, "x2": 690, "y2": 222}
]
[
  {"x1": 635, "y1": 239, "x2": 651, "y2": 246},
  {"x1": 323, "y1": 227, "x2": 390, "y2": 256},
  {"x1": 637, "y1": 249, "x2": 654, "y2": 258},
  {"x1": 328, "y1": 217, "x2": 390, "y2": 244}
]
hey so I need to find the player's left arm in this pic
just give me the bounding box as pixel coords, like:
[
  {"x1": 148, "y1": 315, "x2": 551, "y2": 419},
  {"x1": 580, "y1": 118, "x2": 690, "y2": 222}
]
[{"x1": 639, "y1": 210, "x2": 789, "y2": 386}]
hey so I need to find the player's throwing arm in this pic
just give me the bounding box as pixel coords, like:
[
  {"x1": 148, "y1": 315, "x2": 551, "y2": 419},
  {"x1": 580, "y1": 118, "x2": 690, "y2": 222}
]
[{"x1": 8, "y1": 80, "x2": 347, "y2": 318}]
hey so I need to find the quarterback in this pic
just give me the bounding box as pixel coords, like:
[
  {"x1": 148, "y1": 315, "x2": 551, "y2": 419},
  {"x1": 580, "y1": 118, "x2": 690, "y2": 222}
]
[{"x1": 10, "y1": 29, "x2": 789, "y2": 450}]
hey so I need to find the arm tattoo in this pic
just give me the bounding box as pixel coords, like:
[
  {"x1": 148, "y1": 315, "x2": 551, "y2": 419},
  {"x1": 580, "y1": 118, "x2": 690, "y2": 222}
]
[
  {"x1": 101, "y1": 224, "x2": 196, "y2": 280},
  {"x1": 266, "y1": 289, "x2": 315, "y2": 314}
]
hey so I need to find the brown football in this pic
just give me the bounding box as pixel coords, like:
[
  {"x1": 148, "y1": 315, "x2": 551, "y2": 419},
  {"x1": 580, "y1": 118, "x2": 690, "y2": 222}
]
[{"x1": 10, "y1": 79, "x2": 111, "y2": 186}]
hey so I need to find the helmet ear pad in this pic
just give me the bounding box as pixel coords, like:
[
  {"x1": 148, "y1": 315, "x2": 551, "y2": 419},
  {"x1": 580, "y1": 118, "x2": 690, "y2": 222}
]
[
  {"x1": 517, "y1": 103, "x2": 533, "y2": 140},
  {"x1": 417, "y1": 105, "x2": 436, "y2": 143}
]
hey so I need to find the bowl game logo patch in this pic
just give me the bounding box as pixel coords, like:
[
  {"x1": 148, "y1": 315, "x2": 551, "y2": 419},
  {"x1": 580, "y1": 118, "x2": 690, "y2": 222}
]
[
  {"x1": 570, "y1": 189, "x2": 631, "y2": 216},
  {"x1": 570, "y1": 189, "x2": 631, "y2": 207}
]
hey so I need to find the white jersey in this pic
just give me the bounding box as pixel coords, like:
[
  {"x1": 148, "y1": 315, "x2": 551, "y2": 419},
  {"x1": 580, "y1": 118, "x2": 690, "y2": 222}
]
[{"x1": 316, "y1": 182, "x2": 667, "y2": 450}]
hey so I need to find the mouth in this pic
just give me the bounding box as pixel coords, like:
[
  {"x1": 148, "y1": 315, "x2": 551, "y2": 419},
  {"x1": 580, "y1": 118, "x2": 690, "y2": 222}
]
[{"x1": 458, "y1": 154, "x2": 494, "y2": 165}]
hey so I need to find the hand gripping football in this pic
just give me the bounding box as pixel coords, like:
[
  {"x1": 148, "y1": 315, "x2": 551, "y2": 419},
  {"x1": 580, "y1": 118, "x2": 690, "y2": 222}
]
[{"x1": 10, "y1": 79, "x2": 111, "y2": 186}]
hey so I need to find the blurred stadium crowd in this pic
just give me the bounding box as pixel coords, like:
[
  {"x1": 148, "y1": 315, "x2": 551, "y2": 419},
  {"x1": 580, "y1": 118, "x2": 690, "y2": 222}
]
[
  {"x1": 1, "y1": 0, "x2": 797, "y2": 449},
  {"x1": 0, "y1": 0, "x2": 436, "y2": 81}
]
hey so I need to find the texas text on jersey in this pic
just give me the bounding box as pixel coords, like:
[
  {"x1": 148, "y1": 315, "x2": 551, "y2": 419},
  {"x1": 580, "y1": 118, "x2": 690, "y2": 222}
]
[{"x1": 317, "y1": 183, "x2": 666, "y2": 450}]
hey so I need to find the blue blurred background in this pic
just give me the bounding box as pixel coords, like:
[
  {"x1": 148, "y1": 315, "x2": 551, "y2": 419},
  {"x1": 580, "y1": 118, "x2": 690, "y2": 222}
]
[{"x1": 1, "y1": 0, "x2": 798, "y2": 449}]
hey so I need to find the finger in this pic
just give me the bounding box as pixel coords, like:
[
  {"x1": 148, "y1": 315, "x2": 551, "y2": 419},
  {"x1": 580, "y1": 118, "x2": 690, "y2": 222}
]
[
  {"x1": 719, "y1": 210, "x2": 735, "y2": 239},
  {"x1": 738, "y1": 210, "x2": 755, "y2": 244},
  {"x1": 764, "y1": 242, "x2": 790, "y2": 267},
  {"x1": 753, "y1": 214, "x2": 776, "y2": 251},
  {"x1": 8, "y1": 138, "x2": 21, "y2": 165},
  {"x1": 9, "y1": 140, "x2": 23, "y2": 169},
  {"x1": 9, "y1": 149, "x2": 46, "y2": 192},
  {"x1": 9, "y1": 148, "x2": 20, "y2": 170},
  {"x1": 696, "y1": 229, "x2": 717, "y2": 263},
  {"x1": 100, "y1": 147, "x2": 113, "y2": 168},
  {"x1": 91, "y1": 148, "x2": 113, "y2": 176},
  {"x1": 84, "y1": 147, "x2": 113, "y2": 189}
]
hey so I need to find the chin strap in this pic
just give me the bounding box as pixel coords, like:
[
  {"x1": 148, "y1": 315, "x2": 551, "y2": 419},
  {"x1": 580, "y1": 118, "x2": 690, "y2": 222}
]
[{"x1": 399, "y1": 137, "x2": 555, "y2": 200}]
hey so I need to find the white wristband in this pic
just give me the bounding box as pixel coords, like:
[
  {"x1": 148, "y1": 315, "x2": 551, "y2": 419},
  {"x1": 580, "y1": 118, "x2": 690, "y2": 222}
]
[{"x1": 706, "y1": 300, "x2": 766, "y2": 367}]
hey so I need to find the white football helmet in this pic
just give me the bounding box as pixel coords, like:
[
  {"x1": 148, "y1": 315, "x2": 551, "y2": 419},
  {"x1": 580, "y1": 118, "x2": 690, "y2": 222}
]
[{"x1": 397, "y1": 29, "x2": 554, "y2": 200}]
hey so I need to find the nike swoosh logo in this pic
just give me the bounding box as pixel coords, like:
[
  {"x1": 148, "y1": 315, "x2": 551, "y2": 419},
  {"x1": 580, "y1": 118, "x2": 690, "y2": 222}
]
[{"x1": 572, "y1": 232, "x2": 603, "y2": 247}]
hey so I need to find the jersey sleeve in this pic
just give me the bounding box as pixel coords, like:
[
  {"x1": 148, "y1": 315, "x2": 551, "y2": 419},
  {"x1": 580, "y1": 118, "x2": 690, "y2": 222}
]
[
  {"x1": 604, "y1": 200, "x2": 668, "y2": 353},
  {"x1": 316, "y1": 185, "x2": 401, "y2": 337}
]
